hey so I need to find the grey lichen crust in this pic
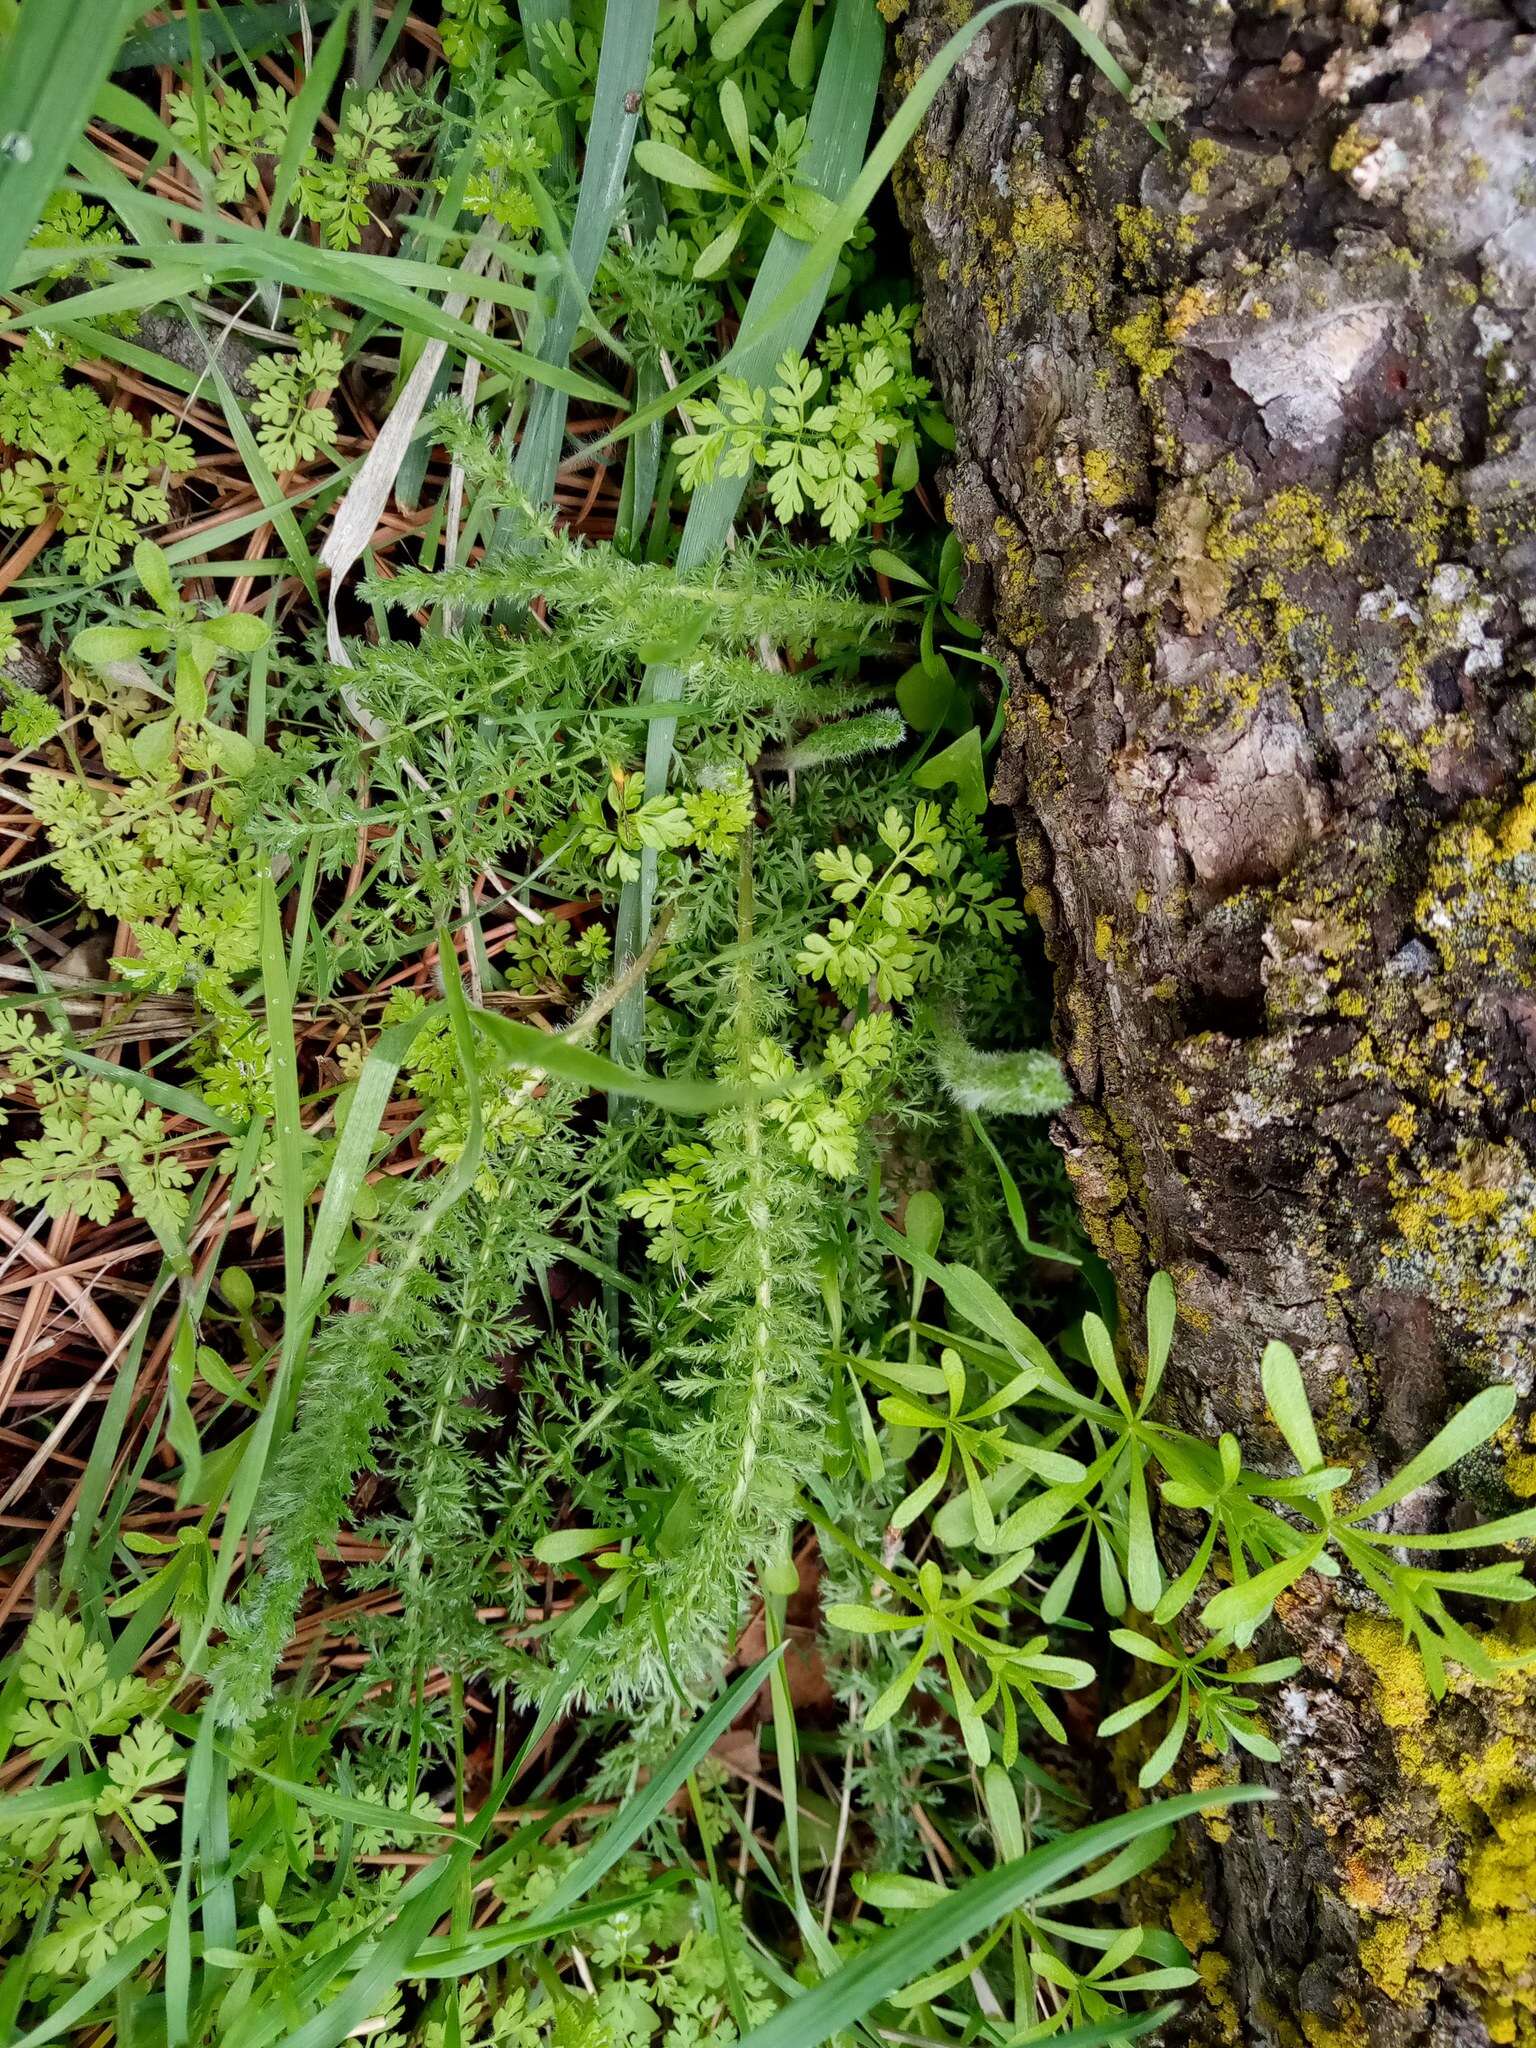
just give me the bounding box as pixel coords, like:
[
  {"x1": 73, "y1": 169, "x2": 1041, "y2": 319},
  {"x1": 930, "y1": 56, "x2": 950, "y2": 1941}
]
[{"x1": 895, "y1": 2, "x2": 1536, "y2": 2042}]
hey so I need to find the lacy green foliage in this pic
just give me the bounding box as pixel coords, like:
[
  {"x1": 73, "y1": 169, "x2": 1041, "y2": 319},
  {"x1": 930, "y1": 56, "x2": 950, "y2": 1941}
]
[
  {"x1": 373, "y1": 450, "x2": 897, "y2": 655},
  {"x1": 595, "y1": 228, "x2": 722, "y2": 374},
  {"x1": 548, "y1": 792, "x2": 1039, "y2": 1705},
  {"x1": 589, "y1": 1089, "x2": 831, "y2": 1699},
  {"x1": 454, "y1": 67, "x2": 561, "y2": 234},
  {"x1": 439, "y1": 0, "x2": 514, "y2": 70},
  {"x1": 302, "y1": 91, "x2": 410, "y2": 248},
  {"x1": 0, "y1": 647, "x2": 60, "y2": 747},
  {"x1": 0, "y1": 1013, "x2": 194, "y2": 1237},
  {"x1": 794, "y1": 798, "x2": 1025, "y2": 1002},
  {"x1": 168, "y1": 85, "x2": 408, "y2": 247},
  {"x1": 29, "y1": 191, "x2": 123, "y2": 284},
  {"x1": 350, "y1": 1143, "x2": 592, "y2": 1712},
  {"x1": 31, "y1": 543, "x2": 269, "y2": 996},
  {"x1": 568, "y1": 759, "x2": 753, "y2": 886},
  {"x1": 260, "y1": 454, "x2": 900, "y2": 976},
  {"x1": 28, "y1": 761, "x2": 259, "y2": 988},
  {"x1": 0, "y1": 1612, "x2": 170, "y2": 1961},
  {"x1": 503, "y1": 913, "x2": 611, "y2": 997},
  {"x1": 168, "y1": 78, "x2": 290, "y2": 200},
  {"x1": 0, "y1": 334, "x2": 195, "y2": 574},
  {"x1": 2, "y1": 549, "x2": 280, "y2": 1242},
  {"x1": 0, "y1": 684, "x2": 59, "y2": 748},
  {"x1": 379, "y1": 1872, "x2": 776, "y2": 2048},
  {"x1": 679, "y1": 308, "x2": 933, "y2": 540},
  {"x1": 247, "y1": 337, "x2": 344, "y2": 469}
]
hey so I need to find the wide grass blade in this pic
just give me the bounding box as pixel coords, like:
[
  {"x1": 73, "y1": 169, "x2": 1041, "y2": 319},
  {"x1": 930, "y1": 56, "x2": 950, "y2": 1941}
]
[
  {"x1": 0, "y1": 0, "x2": 146, "y2": 290},
  {"x1": 527, "y1": 1647, "x2": 786, "y2": 1923},
  {"x1": 116, "y1": 2, "x2": 348, "y2": 69},
  {"x1": 735, "y1": 1787, "x2": 1268, "y2": 2048}
]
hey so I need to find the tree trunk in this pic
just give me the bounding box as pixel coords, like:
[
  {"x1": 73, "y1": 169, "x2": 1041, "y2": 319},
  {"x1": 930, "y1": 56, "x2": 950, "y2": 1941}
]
[{"x1": 896, "y1": 1, "x2": 1536, "y2": 2041}]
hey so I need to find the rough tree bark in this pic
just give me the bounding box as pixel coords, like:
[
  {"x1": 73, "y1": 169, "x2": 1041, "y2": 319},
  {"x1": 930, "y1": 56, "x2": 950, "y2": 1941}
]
[{"x1": 895, "y1": 2, "x2": 1536, "y2": 2042}]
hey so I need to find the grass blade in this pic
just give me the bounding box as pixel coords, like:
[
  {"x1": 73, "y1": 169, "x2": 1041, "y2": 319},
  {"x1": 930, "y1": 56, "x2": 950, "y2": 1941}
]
[
  {"x1": 735, "y1": 1788, "x2": 1268, "y2": 2048},
  {"x1": 501, "y1": 0, "x2": 659, "y2": 518},
  {"x1": 0, "y1": 0, "x2": 145, "y2": 289},
  {"x1": 475, "y1": 1006, "x2": 748, "y2": 1113},
  {"x1": 527, "y1": 1647, "x2": 786, "y2": 1922}
]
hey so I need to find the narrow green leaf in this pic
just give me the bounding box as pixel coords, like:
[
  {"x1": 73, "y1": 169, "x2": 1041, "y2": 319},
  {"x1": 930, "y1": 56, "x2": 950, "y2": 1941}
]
[
  {"x1": 1348, "y1": 1386, "x2": 1516, "y2": 1523},
  {"x1": 1126, "y1": 1450, "x2": 1164, "y2": 1612},
  {"x1": 1201, "y1": 1534, "x2": 1325, "y2": 1636},
  {"x1": 295, "y1": 1004, "x2": 440, "y2": 1317},
  {"x1": 711, "y1": 0, "x2": 788, "y2": 60},
  {"x1": 532, "y1": 1526, "x2": 624, "y2": 1564},
  {"x1": 1082, "y1": 1313, "x2": 1130, "y2": 1416},
  {"x1": 1034, "y1": 1826, "x2": 1176, "y2": 1908},
  {"x1": 475, "y1": 1007, "x2": 744, "y2": 1112},
  {"x1": 1260, "y1": 1341, "x2": 1323, "y2": 1473},
  {"x1": 1096, "y1": 1680, "x2": 1174, "y2": 1740},
  {"x1": 964, "y1": 1109, "x2": 1080, "y2": 1266},
  {"x1": 1136, "y1": 1689, "x2": 1190, "y2": 1790},
  {"x1": 717, "y1": 78, "x2": 754, "y2": 176},
  {"x1": 867, "y1": 546, "x2": 930, "y2": 589},
  {"x1": 1143, "y1": 1271, "x2": 1175, "y2": 1409},
  {"x1": 631, "y1": 138, "x2": 731, "y2": 193},
  {"x1": 229, "y1": 1759, "x2": 465, "y2": 1842},
  {"x1": 270, "y1": 1850, "x2": 468, "y2": 2048},
  {"x1": 870, "y1": 1213, "x2": 1060, "y2": 1379},
  {"x1": 0, "y1": 1770, "x2": 107, "y2": 1823},
  {"x1": 117, "y1": 2, "x2": 347, "y2": 67},
  {"x1": 52, "y1": 1046, "x2": 241, "y2": 1136},
  {"x1": 1389, "y1": 1506, "x2": 1536, "y2": 1552}
]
